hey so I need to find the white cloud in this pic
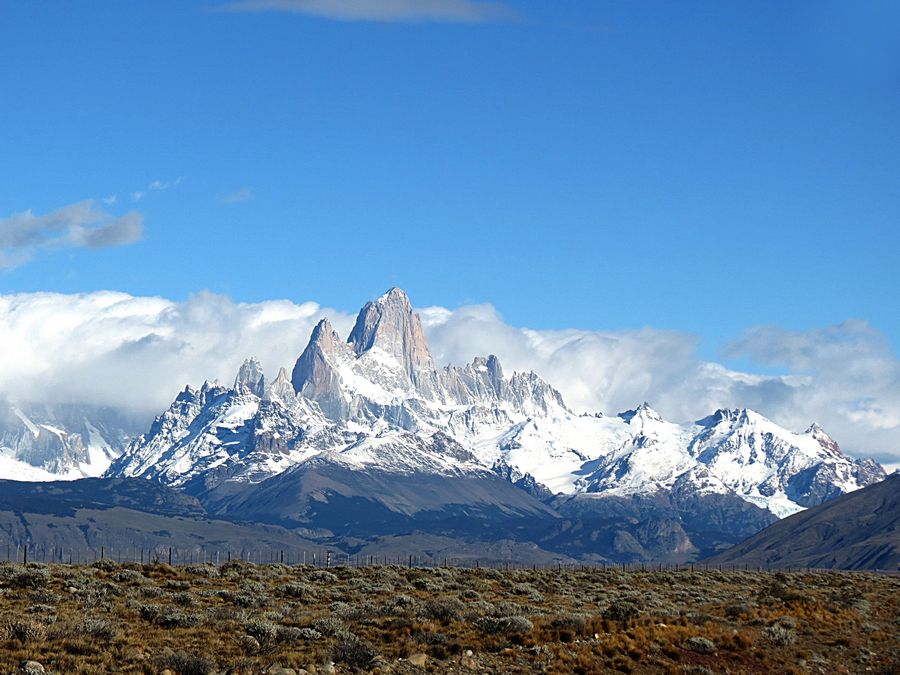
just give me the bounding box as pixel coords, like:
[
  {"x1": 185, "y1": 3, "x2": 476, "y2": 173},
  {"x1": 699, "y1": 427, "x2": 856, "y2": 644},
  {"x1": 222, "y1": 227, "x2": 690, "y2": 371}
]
[
  {"x1": 131, "y1": 177, "x2": 181, "y2": 202},
  {"x1": 0, "y1": 201, "x2": 144, "y2": 269},
  {"x1": 223, "y1": 187, "x2": 254, "y2": 204},
  {"x1": 0, "y1": 290, "x2": 896, "y2": 467},
  {"x1": 219, "y1": 0, "x2": 515, "y2": 23},
  {"x1": 149, "y1": 177, "x2": 182, "y2": 191},
  {"x1": 0, "y1": 291, "x2": 356, "y2": 415}
]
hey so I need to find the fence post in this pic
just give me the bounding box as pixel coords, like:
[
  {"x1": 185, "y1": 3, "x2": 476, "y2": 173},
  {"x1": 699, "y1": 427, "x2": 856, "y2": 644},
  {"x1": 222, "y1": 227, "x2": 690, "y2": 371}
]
[
  {"x1": 168, "y1": 547, "x2": 172, "y2": 566},
  {"x1": 23, "y1": 545, "x2": 28, "y2": 566}
]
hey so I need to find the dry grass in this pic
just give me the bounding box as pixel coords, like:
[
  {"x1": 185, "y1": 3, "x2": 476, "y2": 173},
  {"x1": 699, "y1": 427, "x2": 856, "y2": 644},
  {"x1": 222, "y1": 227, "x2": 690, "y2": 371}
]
[{"x1": 0, "y1": 560, "x2": 897, "y2": 673}]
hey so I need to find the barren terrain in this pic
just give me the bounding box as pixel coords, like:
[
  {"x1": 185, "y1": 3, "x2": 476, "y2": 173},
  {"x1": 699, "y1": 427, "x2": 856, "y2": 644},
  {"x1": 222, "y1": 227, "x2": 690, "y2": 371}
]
[{"x1": 0, "y1": 561, "x2": 897, "y2": 674}]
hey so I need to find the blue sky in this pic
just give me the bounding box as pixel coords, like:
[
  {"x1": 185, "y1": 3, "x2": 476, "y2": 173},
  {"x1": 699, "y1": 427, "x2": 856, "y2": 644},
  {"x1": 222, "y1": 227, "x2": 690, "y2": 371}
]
[{"x1": 1, "y1": 0, "x2": 898, "y2": 363}]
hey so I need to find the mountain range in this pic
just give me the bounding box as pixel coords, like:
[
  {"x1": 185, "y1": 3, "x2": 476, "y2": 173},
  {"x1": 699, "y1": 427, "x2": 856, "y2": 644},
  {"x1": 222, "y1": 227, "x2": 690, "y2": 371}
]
[{"x1": 0, "y1": 288, "x2": 888, "y2": 563}]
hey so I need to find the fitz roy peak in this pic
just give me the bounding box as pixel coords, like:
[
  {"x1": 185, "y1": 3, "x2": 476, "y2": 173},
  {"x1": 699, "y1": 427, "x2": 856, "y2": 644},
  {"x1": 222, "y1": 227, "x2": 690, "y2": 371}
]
[{"x1": 108, "y1": 288, "x2": 885, "y2": 523}]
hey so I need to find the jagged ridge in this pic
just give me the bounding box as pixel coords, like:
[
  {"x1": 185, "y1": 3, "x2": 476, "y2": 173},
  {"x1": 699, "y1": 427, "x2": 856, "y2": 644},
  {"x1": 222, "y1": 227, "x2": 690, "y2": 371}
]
[{"x1": 108, "y1": 288, "x2": 885, "y2": 521}]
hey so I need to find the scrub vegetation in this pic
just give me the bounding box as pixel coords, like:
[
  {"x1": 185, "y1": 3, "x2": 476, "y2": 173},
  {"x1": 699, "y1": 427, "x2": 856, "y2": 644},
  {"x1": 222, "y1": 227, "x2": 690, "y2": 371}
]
[{"x1": 0, "y1": 561, "x2": 897, "y2": 673}]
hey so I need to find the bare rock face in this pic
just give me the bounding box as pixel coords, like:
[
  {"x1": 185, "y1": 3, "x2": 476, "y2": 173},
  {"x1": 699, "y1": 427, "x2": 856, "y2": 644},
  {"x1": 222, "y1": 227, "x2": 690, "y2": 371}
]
[
  {"x1": 291, "y1": 319, "x2": 351, "y2": 420},
  {"x1": 266, "y1": 367, "x2": 296, "y2": 404},
  {"x1": 348, "y1": 288, "x2": 436, "y2": 388},
  {"x1": 234, "y1": 357, "x2": 266, "y2": 398}
]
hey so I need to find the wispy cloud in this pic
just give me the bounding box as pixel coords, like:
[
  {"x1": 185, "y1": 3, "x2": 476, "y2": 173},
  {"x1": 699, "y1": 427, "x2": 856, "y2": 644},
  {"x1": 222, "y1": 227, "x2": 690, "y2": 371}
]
[
  {"x1": 149, "y1": 177, "x2": 182, "y2": 191},
  {"x1": 223, "y1": 187, "x2": 254, "y2": 204},
  {"x1": 0, "y1": 201, "x2": 144, "y2": 269},
  {"x1": 131, "y1": 177, "x2": 182, "y2": 202},
  {"x1": 218, "y1": 0, "x2": 515, "y2": 23}
]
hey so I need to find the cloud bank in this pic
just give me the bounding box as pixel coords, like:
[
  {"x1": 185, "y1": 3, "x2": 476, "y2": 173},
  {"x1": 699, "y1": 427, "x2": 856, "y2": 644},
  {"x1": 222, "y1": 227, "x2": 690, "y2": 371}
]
[
  {"x1": 219, "y1": 0, "x2": 514, "y2": 23},
  {"x1": 0, "y1": 290, "x2": 896, "y2": 467},
  {"x1": 0, "y1": 201, "x2": 143, "y2": 269}
]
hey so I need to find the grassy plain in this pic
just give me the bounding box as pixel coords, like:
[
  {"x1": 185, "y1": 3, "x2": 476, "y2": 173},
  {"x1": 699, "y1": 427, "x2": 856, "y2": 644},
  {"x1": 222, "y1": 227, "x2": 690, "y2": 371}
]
[{"x1": 0, "y1": 560, "x2": 897, "y2": 673}]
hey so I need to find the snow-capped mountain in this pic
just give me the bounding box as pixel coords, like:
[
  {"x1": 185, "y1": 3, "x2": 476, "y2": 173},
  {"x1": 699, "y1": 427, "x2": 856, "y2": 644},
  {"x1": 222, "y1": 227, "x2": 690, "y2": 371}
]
[
  {"x1": 108, "y1": 288, "x2": 886, "y2": 520},
  {"x1": 0, "y1": 401, "x2": 134, "y2": 480}
]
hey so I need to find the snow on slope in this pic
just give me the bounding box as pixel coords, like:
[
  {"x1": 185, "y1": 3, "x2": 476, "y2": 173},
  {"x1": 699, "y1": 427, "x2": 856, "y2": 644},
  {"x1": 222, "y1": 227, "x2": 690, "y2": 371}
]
[
  {"x1": 109, "y1": 288, "x2": 886, "y2": 516},
  {"x1": 0, "y1": 403, "x2": 124, "y2": 480}
]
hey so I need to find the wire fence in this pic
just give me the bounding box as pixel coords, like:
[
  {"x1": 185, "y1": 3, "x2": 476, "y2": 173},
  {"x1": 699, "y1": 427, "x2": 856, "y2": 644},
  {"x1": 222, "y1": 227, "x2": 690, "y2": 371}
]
[{"x1": 2, "y1": 542, "x2": 894, "y2": 574}]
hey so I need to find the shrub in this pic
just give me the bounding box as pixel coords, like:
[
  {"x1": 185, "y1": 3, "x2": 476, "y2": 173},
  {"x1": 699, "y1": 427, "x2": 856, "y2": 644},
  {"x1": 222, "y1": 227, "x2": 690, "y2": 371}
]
[
  {"x1": 422, "y1": 597, "x2": 465, "y2": 623},
  {"x1": 139, "y1": 586, "x2": 166, "y2": 599},
  {"x1": 78, "y1": 618, "x2": 117, "y2": 641},
  {"x1": 333, "y1": 635, "x2": 377, "y2": 670},
  {"x1": 313, "y1": 616, "x2": 345, "y2": 636},
  {"x1": 550, "y1": 615, "x2": 587, "y2": 634},
  {"x1": 184, "y1": 564, "x2": 219, "y2": 578},
  {"x1": 244, "y1": 618, "x2": 279, "y2": 645},
  {"x1": 763, "y1": 624, "x2": 797, "y2": 646},
  {"x1": 139, "y1": 604, "x2": 201, "y2": 629},
  {"x1": 683, "y1": 636, "x2": 716, "y2": 655},
  {"x1": 309, "y1": 570, "x2": 338, "y2": 584},
  {"x1": 474, "y1": 616, "x2": 534, "y2": 635},
  {"x1": 237, "y1": 634, "x2": 260, "y2": 654},
  {"x1": 412, "y1": 630, "x2": 449, "y2": 645},
  {"x1": 602, "y1": 599, "x2": 640, "y2": 622},
  {"x1": 511, "y1": 583, "x2": 544, "y2": 602},
  {"x1": 279, "y1": 581, "x2": 314, "y2": 599},
  {"x1": 295, "y1": 627, "x2": 323, "y2": 641},
  {"x1": 154, "y1": 650, "x2": 216, "y2": 675},
  {"x1": 113, "y1": 569, "x2": 147, "y2": 584},
  {"x1": 5, "y1": 619, "x2": 47, "y2": 643},
  {"x1": 7, "y1": 567, "x2": 50, "y2": 590},
  {"x1": 724, "y1": 603, "x2": 753, "y2": 619},
  {"x1": 91, "y1": 558, "x2": 119, "y2": 572}
]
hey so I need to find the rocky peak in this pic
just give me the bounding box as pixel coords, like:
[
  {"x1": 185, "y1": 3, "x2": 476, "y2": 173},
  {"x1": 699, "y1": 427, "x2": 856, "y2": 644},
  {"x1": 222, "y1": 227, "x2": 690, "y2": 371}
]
[
  {"x1": 291, "y1": 318, "x2": 350, "y2": 420},
  {"x1": 347, "y1": 287, "x2": 435, "y2": 386},
  {"x1": 309, "y1": 318, "x2": 343, "y2": 353},
  {"x1": 266, "y1": 367, "x2": 296, "y2": 403},
  {"x1": 619, "y1": 402, "x2": 663, "y2": 425},
  {"x1": 805, "y1": 423, "x2": 842, "y2": 457},
  {"x1": 234, "y1": 357, "x2": 266, "y2": 397}
]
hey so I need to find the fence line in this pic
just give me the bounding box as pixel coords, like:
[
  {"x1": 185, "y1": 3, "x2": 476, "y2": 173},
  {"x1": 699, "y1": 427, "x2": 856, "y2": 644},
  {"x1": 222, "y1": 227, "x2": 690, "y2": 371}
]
[{"x1": 0, "y1": 541, "x2": 892, "y2": 574}]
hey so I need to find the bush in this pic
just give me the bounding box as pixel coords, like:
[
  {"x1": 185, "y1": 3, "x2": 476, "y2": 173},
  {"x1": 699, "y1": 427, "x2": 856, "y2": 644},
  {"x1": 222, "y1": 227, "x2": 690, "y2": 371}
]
[
  {"x1": 78, "y1": 618, "x2": 117, "y2": 641},
  {"x1": 763, "y1": 624, "x2": 797, "y2": 646},
  {"x1": 683, "y1": 636, "x2": 716, "y2": 654},
  {"x1": 91, "y1": 558, "x2": 119, "y2": 572},
  {"x1": 309, "y1": 570, "x2": 339, "y2": 584},
  {"x1": 724, "y1": 603, "x2": 753, "y2": 619},
  {"x1": 7, "y1": 567, "x2": 50, "y2": 590},
  {"x1": 333, "y1": 635, "x2": 377, "y2": 670},
  {"x1": 602, "y1": 599, "x2": 640, "y2": 622},
  {"x1": 5, "y1": 619, "x2": 47, "y2": 643},
  {"x1": 154, "y1": 650, "x2": 216, "y2": 675},
  {"x1": 474, "y1": 616, "x2": 533, "y2": 635},
  {"x1": 422, "y1": 597, "x2": 465, "y2": 622},
  {"x1": 313, "y1": 616, "x2": 345, "y2": 636},
  {"x1": 113, "y1": 569, "x2": 147, "y2": 584},
  {"x1": 279, "y1": 581, "x2": 314, "y2": 599},
  {"x1": 237, "y1": 634, "x2": 260, "y2": 654},
  {"x1": 139, "y1": 604, "x2": 201, "y2": 629},
  {"x1": 184, "y1": 564, "x2": 219, "y2": 578},
  {"x1": 511, "y1": 583, "x2": 544, "y2": 602},
  {"x1": 550, "y1": 615, "x2": 587, "y2": 634},
  {"x1": 244, "y1": 618, "x2": 279, "y2": 645}
]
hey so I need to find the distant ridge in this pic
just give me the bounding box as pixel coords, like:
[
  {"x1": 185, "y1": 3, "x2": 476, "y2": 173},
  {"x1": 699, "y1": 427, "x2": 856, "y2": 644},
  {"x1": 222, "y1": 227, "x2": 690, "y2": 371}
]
[{"x1": 707, "y1": 473, "x2": 900, "y2": 570}]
